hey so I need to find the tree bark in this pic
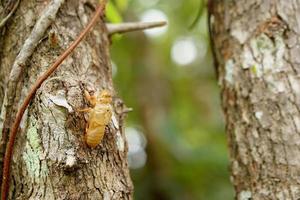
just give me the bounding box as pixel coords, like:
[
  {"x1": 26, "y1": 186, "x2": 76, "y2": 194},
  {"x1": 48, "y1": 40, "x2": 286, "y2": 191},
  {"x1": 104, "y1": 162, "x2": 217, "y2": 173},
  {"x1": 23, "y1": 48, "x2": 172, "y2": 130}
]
[
  {"x1": 210, "y1": 1, "x2": 300, "y2": 199},
  {"x1": 0, "y1": 0, "x2": 133, "y2": 199}
]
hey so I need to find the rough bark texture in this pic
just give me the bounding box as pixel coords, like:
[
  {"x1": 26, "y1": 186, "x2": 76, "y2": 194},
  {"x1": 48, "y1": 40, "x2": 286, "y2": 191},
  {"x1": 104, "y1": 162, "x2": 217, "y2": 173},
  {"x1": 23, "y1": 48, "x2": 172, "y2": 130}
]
[
  {"x1": 210, "y1": 1, "x2": 300, "y2": 199},
  {"x1": 0, "y1": 0, "x2": 133, "y2": 199}
]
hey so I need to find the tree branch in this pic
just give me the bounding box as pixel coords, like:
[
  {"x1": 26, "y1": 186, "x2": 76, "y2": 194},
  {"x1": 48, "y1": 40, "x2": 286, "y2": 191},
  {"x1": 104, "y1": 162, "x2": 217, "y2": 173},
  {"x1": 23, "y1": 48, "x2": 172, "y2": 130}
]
[
  {"x1": 0, "y1": 0, "x2": 20, "y2": 29},
  {"x1": 107, "y1": 21, "x2": 167, "y2": 35}
]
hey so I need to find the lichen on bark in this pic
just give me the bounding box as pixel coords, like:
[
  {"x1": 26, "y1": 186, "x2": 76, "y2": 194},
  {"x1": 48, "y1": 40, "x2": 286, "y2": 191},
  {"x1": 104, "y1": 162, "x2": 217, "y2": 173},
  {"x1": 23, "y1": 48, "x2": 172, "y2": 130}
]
[{"x1": 22, "y1": 116, "x2": 49, "y2": 182}]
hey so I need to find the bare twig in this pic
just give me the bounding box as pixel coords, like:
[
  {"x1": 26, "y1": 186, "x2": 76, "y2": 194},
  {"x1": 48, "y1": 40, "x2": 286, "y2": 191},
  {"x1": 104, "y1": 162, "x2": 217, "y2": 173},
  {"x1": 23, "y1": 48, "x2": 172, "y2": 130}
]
[
  {"x1": 0, "y1": 0, "x2": 19, "y2": 28},
  {"x1": 107, "y1": 21, "x2": 167, "y2": 35}
]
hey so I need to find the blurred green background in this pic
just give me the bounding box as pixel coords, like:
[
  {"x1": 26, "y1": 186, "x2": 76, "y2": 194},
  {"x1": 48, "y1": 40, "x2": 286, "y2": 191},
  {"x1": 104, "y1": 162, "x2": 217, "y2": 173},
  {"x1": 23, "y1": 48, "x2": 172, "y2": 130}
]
[{"x1": 108, "y1": 0, "x2": 233, "y2": 199}]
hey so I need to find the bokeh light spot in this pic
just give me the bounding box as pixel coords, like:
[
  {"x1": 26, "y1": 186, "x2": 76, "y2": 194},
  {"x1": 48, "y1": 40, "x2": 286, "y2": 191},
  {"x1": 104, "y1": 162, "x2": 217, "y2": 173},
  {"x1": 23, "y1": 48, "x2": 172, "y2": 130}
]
[
  {"x1": 171, "y1": 37, "x2": 199, "y2": 66},
  {"x1": 140, "y1": 9, "x2": 168, "y2": 37},
  {"x1": 125, "y1": 127, "x2": 147, "y2": 169},
  {"x1": 111, "y1": 61, "x2": 117, "y2": 78}
]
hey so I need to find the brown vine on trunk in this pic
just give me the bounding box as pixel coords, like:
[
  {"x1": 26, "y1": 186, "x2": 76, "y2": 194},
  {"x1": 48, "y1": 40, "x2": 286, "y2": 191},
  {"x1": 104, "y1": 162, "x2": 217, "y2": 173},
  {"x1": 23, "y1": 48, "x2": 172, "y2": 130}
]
[
  {"x1": 210, "y1": 1, "x2": 300, "y2": 199},
  {"x1": 0, "y1": 0, "x2": 133, "y2": 199}
]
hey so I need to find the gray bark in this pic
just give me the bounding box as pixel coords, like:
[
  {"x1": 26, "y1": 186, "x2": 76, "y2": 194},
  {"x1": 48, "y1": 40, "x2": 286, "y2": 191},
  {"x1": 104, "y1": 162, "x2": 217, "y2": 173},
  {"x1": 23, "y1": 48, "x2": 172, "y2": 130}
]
[
  {"x1": 0, "y1": 0, "x2": 133, "y2": 199},
  {"x1": 210, "y1": 0, "x2": 300, "y2": 199}
]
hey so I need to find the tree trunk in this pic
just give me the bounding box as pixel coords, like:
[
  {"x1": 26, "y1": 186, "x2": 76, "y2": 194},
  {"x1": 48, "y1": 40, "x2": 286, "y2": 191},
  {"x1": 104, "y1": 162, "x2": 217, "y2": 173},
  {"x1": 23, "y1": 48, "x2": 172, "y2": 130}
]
[
  {"x1": 210, "y1": 1, "x2": 300, "y2": 199},
  {"x1": 0, "y1": 0, "x2": 133, "y2": 199}
]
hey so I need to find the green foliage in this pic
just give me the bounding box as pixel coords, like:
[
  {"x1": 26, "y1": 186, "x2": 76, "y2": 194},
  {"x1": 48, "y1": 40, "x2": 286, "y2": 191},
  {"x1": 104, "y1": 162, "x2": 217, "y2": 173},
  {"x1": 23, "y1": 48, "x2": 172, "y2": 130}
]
[
  {"x1": 110, "y1": 0, "x2": 234, "y2": 199},
  {"x1": 114, "y1": 0, "x2": 129, "y2": 11},
  {"x1": 106, "y1": 1, "x2": 123, "y2": 23},
  {"x1": 189, "y1": 0, "x2": 205, "y2": 29}
]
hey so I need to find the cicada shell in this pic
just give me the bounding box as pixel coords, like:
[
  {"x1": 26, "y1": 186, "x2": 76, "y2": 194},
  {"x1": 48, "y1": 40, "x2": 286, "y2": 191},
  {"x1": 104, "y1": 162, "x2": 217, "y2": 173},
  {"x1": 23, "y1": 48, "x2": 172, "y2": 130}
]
[{"x1": 79, "y1": 90, "x2": 113, "y2": 148}]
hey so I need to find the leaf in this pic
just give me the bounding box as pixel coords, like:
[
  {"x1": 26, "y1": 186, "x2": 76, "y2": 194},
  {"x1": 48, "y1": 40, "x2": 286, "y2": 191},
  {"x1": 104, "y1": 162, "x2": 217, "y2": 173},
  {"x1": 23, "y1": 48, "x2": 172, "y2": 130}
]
[
  {"x1": 189, "y1": 0, "x2": 204, "y2": 29},
  {"x1": 115, "y1": 0, "x2": 128, "y2": 11},
  {"x1": 111, "y1": 34, "x2": 123, "y2": 42},
  {"x1": 106, "y1": 1, "x2": 123, "y2": 23}
]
